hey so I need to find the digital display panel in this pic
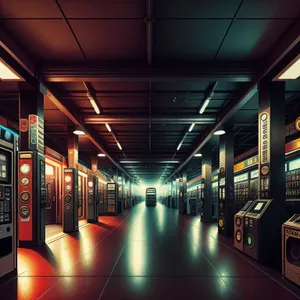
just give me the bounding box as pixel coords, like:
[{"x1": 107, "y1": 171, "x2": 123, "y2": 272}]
[
  {"x1": 241, "y1": 200, "x2": 253, "y2": 211},
  {"x1": 253, "y1": 202, "x2": 264, "y2": 211},
  {"x1": 0, "y1": 154, "x2": 8, "y2": 182}
]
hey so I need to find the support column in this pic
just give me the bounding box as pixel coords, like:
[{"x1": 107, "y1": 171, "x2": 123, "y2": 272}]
[
  {"x1": 258, "y1": 80, "x2": 285, "y2": 201},
  {"x1": 218, "y1": 126, "x2": 234, "y2": 236},
  {"x1": 201, "y1": 146, "x2": 213, "y2": 223},
  {"x1": 62, "y1": 127, "x2": 79, "y2": 233},
  {"x1": 18, "y1": 83, "x2": 46, "y2": 247},
  {"x1": 243, "y1": 81, "x2": 286, "y2": 266},
  {"x1": 87, "y1": 155, "x2": 99, "y2": 222},
  {"x1": 175, "y1": 178, "x2": 180, "y2": 209}
]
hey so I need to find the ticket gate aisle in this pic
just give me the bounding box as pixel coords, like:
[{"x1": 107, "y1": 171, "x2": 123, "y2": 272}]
[
  {"x1": 282, "y1": 214, "x2": 300, "y2": 286},
  {"x1": 234, "y1": 200, "x2": 254, "y2": 252},
  {"x1": 243, "y1": 199, "x2": 287, "y2": 267},
  {"x1": 0, "y1": 126, "x2": 17, "y2": 279}
]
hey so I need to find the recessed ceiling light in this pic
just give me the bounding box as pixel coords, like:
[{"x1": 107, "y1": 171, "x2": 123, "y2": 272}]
[
  {"x1": 194, "y1": 153, "x2": 202, "y2": 157},
  {"x1": 0, "y1": 59, "x2": 21, "y2": 80},
  {"x1": 213, "y1": 129, "x2": 226, "y2": 136},
  {"x1": 188, "y1": 123, "x2": 195, "y2": 132},
  {"x1": 105, "y1": 123, "x2": 112, "y2": 132},
  {"x1": 73, "y1": 129, "x2": 85, "y2": 135},
  {"x1": 98, "y1": 153, "x2": 106, "y2": 157},
  {"x1": 117, "y1": 142, "x2": 122, "y2": 150},
  {"x1": 278, "y1": 56, "x2": 300, "y2": 80}
]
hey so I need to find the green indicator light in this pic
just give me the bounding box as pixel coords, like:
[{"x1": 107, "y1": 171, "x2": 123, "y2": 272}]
[{"x1": 247, "y1": 236, "x2": 252, "y2": 245}]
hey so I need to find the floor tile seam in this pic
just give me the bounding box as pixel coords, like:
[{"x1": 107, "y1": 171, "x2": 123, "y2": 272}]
[
  {"x1": 97, "y1": 240, "x2": 129, "y2": 300},
  {"x1": 179, "y1": 226, "x2": 241, "y2": 300},
  {"x1": 60, "y1": 211, "x2": 133, "y2": 276},
  {"x1": 204, "y1": 230, "x2": 300, "y2": 298},
  {"x1": 186, "y1": 218, "x2": 300, "y2": 298},
  {"x1": 45, "y1": 221, "x2": 90, "y2": 245},
  {"x1": 34, "y1": 212, "x2": 134, "y2": 299}
]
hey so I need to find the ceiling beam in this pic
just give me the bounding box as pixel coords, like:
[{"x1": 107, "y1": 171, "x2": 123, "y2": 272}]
[
  {"x1": 42, "y1": 62, "x2": 256, "y2": 82},
  {"x1": 0, "y1": 43, "x2": 131, "y2": 179},
  {"x1": 84, "y1": 114, "x2": 216, "y2": 124},
  {"x1": 165, "y1": 18, "x2": 300, "y2": 182}
]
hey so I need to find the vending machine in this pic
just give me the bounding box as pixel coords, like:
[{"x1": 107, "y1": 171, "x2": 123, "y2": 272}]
[
  {"x1": 63, "y1": 168, "x2": 78, "y2": 233},
  {"x1": 18, "y1": 151, "x2": 46, "y2": 247},
  {"x1": 233, "y1": 200, "x2": 254, "y2": 252},
  {"x1": 0, "y1": 126, "x2": 17, "y2": 279},
  {"x1": 243, "y1": 199, "x2": 287, "y2": 266},
  {"x1": 87, "y1": 175, "x2": 98, "y2": 223}
]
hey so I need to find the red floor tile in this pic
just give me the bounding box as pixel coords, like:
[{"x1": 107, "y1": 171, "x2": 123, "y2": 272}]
[{"x1": 40, "y1": 277, "x2": 107, "y2": 300}]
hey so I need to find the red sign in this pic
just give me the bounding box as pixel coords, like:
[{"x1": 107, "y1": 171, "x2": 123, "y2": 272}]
[{"x1": 20, "y1": 119, "x2": 28, "y2": 132}]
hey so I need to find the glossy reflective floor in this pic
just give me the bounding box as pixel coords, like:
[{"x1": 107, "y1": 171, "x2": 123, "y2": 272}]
[{"x1": 1, "y1": 202, "x2": 300, "y2": 299}]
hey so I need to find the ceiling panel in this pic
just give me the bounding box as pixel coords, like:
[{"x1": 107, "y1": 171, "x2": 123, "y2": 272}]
[
  {"x1": 238, "y1": 0, "x2": 300, "y2": 18},
  {"x1": 2, "y1": 20, "x2": 84, "y2": 62},
  {"x1": 154, "y1": 0, "x2": 240, "y2": 18},
  {"x1": 217, "y1": 19, "x2": 294, "y2": 60},
  {"x1": 70, "y1": 20, "x2": 145, "y2": 60},
  {"x1": 0, "y1": 0, "x2": 61, "y2": 18},
  {"x1": 60, "y1": 0, "x2": 144, "y2": 18},
  {"x1": 154, "y1": 20, "x2": 231, "y2": 61}
]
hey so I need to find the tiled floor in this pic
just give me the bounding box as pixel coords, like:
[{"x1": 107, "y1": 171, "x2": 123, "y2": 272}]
[
  {"x1": 1, "y1": 202, "x2": 300, "y2": 299},
  {"x1": 45, "y1": 219, "x2": 88, "y2": 243}
]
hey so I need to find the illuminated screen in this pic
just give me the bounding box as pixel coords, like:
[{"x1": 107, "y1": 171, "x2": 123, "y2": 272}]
[
  {"x1": 253, "y1": 202, "x2": 264, "y2": 211},
  {"x1": 0, "y1": 154, "x2": 7, "y2": 181}
]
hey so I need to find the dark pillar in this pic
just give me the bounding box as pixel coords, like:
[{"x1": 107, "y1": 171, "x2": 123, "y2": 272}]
[
  {"x1": 183, "y1": 173, "x2": 187, "y2": 213},
  {"x1": 18, "y1": 83, "x2": 46, "y2": 247},
  {"x1": 218, "y1": 126, "x2": 235, "y2": 236},
  {"x1": 201, "y1": 146, "x2": 213, "y2": 223},
  {"x1": 62, "y1": 127, "x2": 79, "y2": 233},
  {"x1": 176, "y1": 178, "x2": 180, "y2": 209},
  {"x1": 87, "y1": 155, "x2": 99, "y2": 223},
  {"x1": 67, "y1": 126, "x2": 78, "y2": 169},
  {"x1": 243, "y1": 80, "x2": 286, "y2": 267},
  {"x1": 258, "y1": 80, "x2": 285, "y2": 201}
]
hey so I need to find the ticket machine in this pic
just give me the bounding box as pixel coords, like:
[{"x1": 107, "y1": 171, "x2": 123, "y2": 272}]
[
  {"x1": 234, "y1": 200, "x2": 254, "y2": 252},
  {"x1": 18, "y1": 151, "x2": 46, "y2": 247},
  {"x1": 87, "y1": 175, "x2": 98, "y2": 223},
  {"x1": 0, "y1": 126, "x2": 17, "y2": 279},
  {"x1": 282, "y1": 214, "x2": 300, "y2": 286},
  {"x1": 243, "y1": 199, "x2": 287, "y2": 266},
  {"x1": 63, "y1": 168, "x2": 78, "y2": 233}
]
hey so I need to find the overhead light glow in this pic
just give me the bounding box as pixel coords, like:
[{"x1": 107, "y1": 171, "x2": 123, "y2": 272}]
[
  {"x1": 0, "y1": 60, "x2": 20, "y2": 80},
  {"x1": 213, "y1": 129, "x2": 226, "y2": 136},
  {"x1": 188, "y1": 123, "x2": 195, "y2": 132},
  {"x1": 98, "y1": 153, "x2": 106, "y2": 157},
  {"x1": 117, "y1": 142, "x2": 122, "y2": 150},
  {"x1": 278, "y1": 56, "x2": 300, "y2": 80},
  {"x1": 177, "y1": 141, "x2": 183, "y2": 151},
  {"x1": 90, "y1": 99, "x2": 100, "y2": 114},
  {"x1": 73, "y1": 129, "x2": 85, "y2": 135},
  {"x1": 194, "y1": 153, "x2": 202, "y2": 157},
  {"x1": 105, "y1": 123, "x2": 112, "y2": 132},
  {"x1": 199, "y1": 99, "x2": 210, "y2": 114}
]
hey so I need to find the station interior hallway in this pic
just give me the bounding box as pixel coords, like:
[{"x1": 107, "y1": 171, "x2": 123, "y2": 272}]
[{"x1": 1, "y1": 202, "x2": 300, "y2": 300}]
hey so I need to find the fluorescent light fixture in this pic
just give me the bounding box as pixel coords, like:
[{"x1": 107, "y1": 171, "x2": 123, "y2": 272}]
[
  {"x1": 213, "y1": 129, "x2": 226, "y2": 136},
  {"x1": 0, "y1": 60, "x2": 20, "y2": 80},
  {"x1": 177, "y1": 141, "x2": 183, "y2": 151},
  {"x1": 188, "y1": 123, "x2": 195, "y2": 132},
  {"x1": 73, "y1": 129, "x2": 85, "y2": 135},
  {"x1": 117, "y1": 142, "x2": 122, "y2": 150},
  {"x1": 90, "y1": 99, "x2": 100, "y2": 114},
  {"x1": 194, "y1": 153, "x2": 202, "y2": 157},
  {"x1": 98, "y1": 153, "x2": 106, "y2": 157},
  {"x1": 105, "y1": 123, "x2": 112, "y2": 132},
  {"x1": 199, "y1": 99, "x2": 210, "y2": 114},
  {"x1": 278, "y1": 56, "x2": 300, "y2": 80}
]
